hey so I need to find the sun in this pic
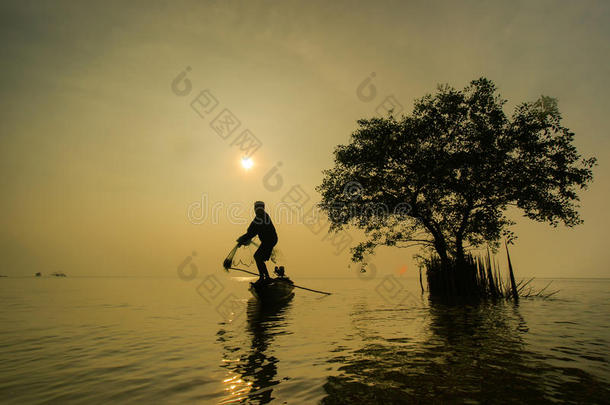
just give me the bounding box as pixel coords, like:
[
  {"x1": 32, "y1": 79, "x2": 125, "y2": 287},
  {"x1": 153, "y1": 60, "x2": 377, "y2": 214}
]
[{"x1": 241, "y1": 157, "x2": 254, "y2": 170}]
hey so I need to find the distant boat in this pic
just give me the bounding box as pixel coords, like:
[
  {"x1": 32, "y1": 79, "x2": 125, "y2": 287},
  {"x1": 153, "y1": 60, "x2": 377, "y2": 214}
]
[
  {"x1": 50, "y1": 272, "x2": 67, "y2": 277},
  {"x1": 0, "y1": 275, "x2": 7, "y2": 278},
  {"x1": 35, "y1": 272, "x2": 42, "y2": 277}
]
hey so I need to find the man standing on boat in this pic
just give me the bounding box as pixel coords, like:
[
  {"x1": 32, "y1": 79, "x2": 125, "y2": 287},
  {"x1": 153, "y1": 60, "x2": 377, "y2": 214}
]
[{"x1": 236, "y1": 201, "x2": 278, "y2": 283}]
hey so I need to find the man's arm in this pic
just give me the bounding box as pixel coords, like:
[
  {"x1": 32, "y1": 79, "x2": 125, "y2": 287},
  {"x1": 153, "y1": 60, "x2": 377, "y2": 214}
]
[{"x1": 237, "y1": 221, "x2": 257, "y2": 245}]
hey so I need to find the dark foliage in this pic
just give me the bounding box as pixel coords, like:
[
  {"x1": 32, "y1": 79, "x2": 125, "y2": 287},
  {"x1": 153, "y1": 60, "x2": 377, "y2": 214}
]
[{"x1": 317, "y1": 78, "x2": 596, "y2": 273}]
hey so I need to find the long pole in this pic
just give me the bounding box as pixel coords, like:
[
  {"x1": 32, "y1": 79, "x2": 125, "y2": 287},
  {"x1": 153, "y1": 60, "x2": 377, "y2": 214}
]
[{"x1": 227, "y1": 266, "x2": 332, "y2": 296}]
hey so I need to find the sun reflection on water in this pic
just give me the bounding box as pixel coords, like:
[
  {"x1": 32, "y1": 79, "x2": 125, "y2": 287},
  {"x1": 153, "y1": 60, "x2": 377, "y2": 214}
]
[{"x1": 217, "y1": 298, "x2": 294, "y2": 404}]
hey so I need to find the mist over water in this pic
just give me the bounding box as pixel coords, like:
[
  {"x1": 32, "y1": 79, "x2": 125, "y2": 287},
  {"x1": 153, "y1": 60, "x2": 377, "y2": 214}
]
[{"x1": 0, "y1": 276, "x2": 608, "y2": 403}]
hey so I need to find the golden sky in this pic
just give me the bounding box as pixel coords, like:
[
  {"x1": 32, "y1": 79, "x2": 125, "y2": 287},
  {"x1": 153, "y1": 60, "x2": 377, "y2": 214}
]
[{"x1": 1, "y1": 0, "x2": 608, "y2": 278}]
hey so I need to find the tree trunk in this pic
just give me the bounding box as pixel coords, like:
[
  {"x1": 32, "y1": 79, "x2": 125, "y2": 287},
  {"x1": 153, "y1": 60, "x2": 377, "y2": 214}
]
[
  {"x1": 455, "y1": 235, "x2": 466, "y2": 266},
  {"x1": 434, "y1": 238, "x2": 450, "y2": 270},
  {"x1": 455, "y1": 203, "x2": 471, "y2": 267},
  {"x1": 433, "y1": 235, "x2": 455, "y2": 298},
  {"x1": 420, "y1": 216, "x2": 450, "y2": 269}
]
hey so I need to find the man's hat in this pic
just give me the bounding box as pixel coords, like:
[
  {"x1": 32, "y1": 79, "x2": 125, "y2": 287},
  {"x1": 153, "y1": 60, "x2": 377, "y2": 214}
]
[{"x1": 254, "y1": 201, "x2": 265, "y2": 208}]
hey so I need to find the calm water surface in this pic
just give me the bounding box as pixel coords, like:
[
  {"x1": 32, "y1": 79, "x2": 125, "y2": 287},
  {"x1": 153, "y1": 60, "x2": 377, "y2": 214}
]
[{"x1": 0, "y1": 276, "x2": 608, "y2": 404}]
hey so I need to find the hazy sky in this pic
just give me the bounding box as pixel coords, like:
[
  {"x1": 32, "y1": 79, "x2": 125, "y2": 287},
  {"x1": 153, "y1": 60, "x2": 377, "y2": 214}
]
[{"x1": 1, "y1": 0, "x2": 608, "y2": 278}]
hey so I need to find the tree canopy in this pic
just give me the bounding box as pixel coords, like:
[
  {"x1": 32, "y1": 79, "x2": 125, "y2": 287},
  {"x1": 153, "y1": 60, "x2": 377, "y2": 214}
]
[{"x1": 316, "y1": 78, "x2": 596, "y2": 268}]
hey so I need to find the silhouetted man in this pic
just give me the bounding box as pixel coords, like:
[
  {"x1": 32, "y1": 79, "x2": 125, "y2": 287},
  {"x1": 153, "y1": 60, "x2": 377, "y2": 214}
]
[{"x1": 237, "y1": 201, "x2": 278, "y2": 282}]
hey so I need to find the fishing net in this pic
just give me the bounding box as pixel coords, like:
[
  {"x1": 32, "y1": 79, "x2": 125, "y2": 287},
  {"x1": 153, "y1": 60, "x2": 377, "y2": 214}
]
[
  {"x1": 232, "y1": 244, "x2": 255, "y2": 268},
  {"x1": 222, "y1": 239, "x2": 284, "y2": 270}
]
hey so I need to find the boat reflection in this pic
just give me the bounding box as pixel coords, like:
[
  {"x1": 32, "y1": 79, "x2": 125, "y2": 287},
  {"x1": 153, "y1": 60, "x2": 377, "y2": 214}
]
[{"x1": 217, "y1": 297, "x2": 293, "y2": 404}]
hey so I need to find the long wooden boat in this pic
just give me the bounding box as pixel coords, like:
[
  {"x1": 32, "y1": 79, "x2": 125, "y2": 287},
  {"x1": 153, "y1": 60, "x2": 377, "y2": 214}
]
[{"x1": 249, "y1": 277, "x2": 295, "y2": 303}]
